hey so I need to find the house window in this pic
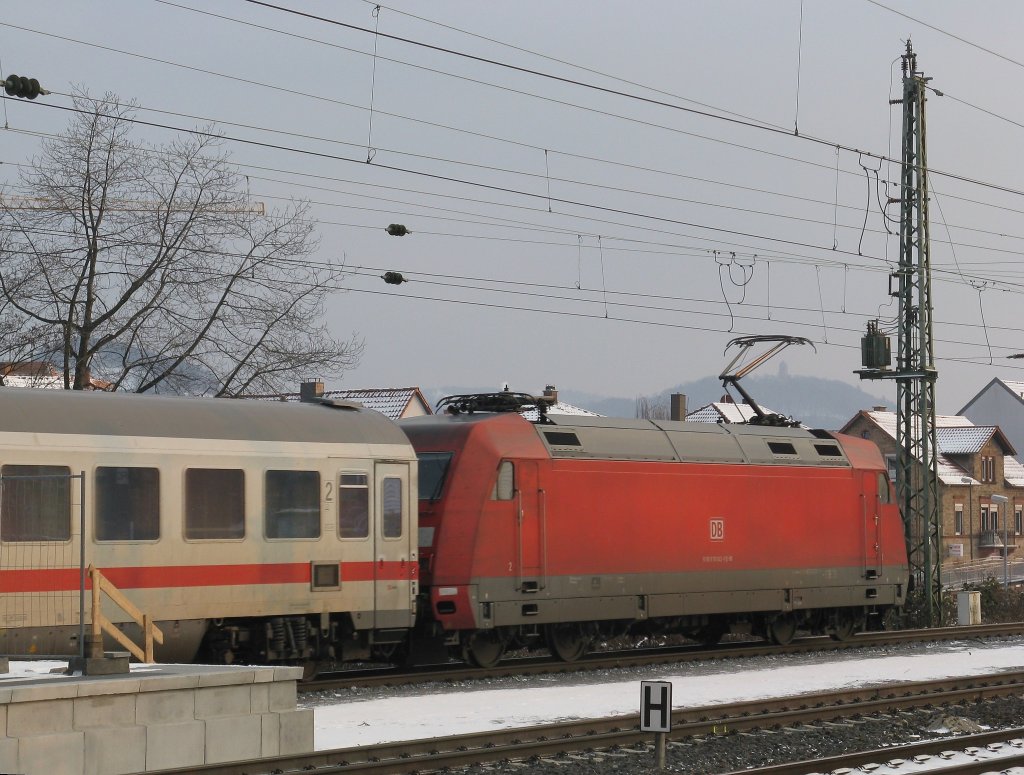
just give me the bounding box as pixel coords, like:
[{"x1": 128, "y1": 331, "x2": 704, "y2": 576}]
[
  {"x1": 981, "y1": 456, "x2": 996, "y2": 483},
  {"x1": 954, "y1": 503, "x2": 964, "y2": 536},
  {"x1": 981, "y1": 505, "x2": 990, "y2": 532},
  {"x1": 991, "y1": 505, "x2": 1000, "y2": 533},
  {"x1": 885, "y1": 454, "x2": 897, "y2": 482},
  {"x1": 1016, "y1": 507, "x2": 1022, "y2": 536}
]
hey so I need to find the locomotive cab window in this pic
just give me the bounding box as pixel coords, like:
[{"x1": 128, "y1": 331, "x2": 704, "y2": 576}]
[
  {"x1": 1, "y1": 464, "x2": 71, "y2": 542},
  {"x1": 339, "y1": 473, "x2": 369, "y2": 539},
  {"x1": 491, "y1": 460, "x2": 515, "y2": 501},
  {"x1": 265, "y1": 470, "x2": 320, "y2": 539},
  {"x1": 185, "y1": 468, "x2": 245, "y2": 540},
  {"x1": 96, "y1": 466, "x2": 160, "y2": 541},
  {"x1": 382, "y1": 477, "x2": 403, "y2": 539},
  {"x1": 417, "y1": 452, "x2": 453, "y2": 501}
]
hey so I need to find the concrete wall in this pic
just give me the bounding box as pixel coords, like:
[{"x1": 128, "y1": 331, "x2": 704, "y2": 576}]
[{"x1": 0, "y1": 664, "x2": 312, "y2": 775}]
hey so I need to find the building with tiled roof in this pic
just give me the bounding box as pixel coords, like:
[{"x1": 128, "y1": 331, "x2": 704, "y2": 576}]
[
  {"x1": 840, "y1": 407, "x2": 1021, "y2": 567},
  {"x1": 245, "y1": 383, "x2": 431, "y2": 420},
  {"x1": 685, "y1": 396, "x2": 801, "y2": 426},
  {"x1": 961, "y1": 377, "x2": 1024, "y2": 457},
  {"x1": 0, "y1": 361, "x2": 111, "y2": 390},
  {"x1": 319, "y1": 387, "x2": 432, "y2": 419}
]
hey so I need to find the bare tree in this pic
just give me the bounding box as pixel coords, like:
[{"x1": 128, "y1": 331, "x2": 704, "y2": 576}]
[
  {"x1": 635, "y1": 395, "x2": 670, "y2": 420},
  {"x1": 0, "y1": 91, "x2": 361, "y2": 394}
]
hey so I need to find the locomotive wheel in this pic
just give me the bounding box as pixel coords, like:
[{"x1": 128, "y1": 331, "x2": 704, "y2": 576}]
[
  {"x1": 828, "y1": 613, "x2": 857, "y2": 642},
  {"x1": 463, "y1": 629, "x2": 507, "y2": 668},
  {"x1": 768, "y1": 614, "x2": 797, "y2": 646},
  {"x1": 545, "y1": 623, "x2": 589, "y2": 662}
]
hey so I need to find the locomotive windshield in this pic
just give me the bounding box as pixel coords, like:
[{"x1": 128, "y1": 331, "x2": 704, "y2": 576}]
[{"x1": 417, "y1": 452, "x2": 453, "y2": 501}]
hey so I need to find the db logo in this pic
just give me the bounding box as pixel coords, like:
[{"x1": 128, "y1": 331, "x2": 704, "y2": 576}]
[{"x1": 709, "y1": 518, "x2": 725, "y2": 541}]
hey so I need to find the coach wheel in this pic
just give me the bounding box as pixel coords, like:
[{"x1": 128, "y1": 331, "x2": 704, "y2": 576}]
[
  {"x1": 828, "y1": 612, "x2": 857, "y2": 642},
  {"x1": 768, "y1": 614, "x2": 797, "y2": 646},
  {"x1": 463, "y1": 629, "x2": 507, "y2": 668},
  {"x1": 545, "y1": 623, "x2": 589, "y2": 663}
]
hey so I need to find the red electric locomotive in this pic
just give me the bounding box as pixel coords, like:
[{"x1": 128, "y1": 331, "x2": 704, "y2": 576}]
[{"x1": 402, "y1": 391, "x2": 909, "y2": 667}]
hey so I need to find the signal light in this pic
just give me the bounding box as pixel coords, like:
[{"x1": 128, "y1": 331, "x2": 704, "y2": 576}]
[{"x1": 3, "y1": 74, "x2": 47, "y2": 100}]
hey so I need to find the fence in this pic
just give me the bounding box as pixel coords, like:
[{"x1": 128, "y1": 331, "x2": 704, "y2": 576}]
[
  {"x1": 941, "y1": 556, "x2": 1024, "y2": 590},
  {"x1": 0, "y1": 470, "x2": 86, "y2": 659}
]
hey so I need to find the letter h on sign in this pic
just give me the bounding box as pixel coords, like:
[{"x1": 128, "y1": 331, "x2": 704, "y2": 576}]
[{"x1": 640, "y1": 680, "x2": 672, "y2": 732}]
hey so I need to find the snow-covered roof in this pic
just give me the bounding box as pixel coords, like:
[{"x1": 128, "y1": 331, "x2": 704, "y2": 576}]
[
  {"x1": 523, "y1": 401, "x2": 602, "y2": 422},
  {"x1": 853, "y1": 410, "x2": 1020, "y2": 485},
  {"x1": 243, "y1": 386, "x2": 431, "y2": 420},
  {"x1": 1004, "y1": 456, "x2": 1024, "y2": 487},
  {"x1": 999, "y1": 379, "x2": 1024, "y2": 397},
  {"x1": 321, "y1": 388, "x2": 430, "y2": 419},
  {"x1": 686, "y1": 401, "x2": 799, "y2": 426},
  {"x1": 936, "y1": 426, "x2": 1000, "y2": 455}
]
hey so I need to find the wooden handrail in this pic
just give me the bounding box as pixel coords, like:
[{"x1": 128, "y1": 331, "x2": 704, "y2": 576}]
[{"x1": 88, "y1": 565, "x2": 164, "y2": 662}]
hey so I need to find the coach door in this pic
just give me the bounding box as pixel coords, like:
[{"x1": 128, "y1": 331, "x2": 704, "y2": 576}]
[
  {"x1": 861, "y1": 472, "x2": 883, "y2": 578},
  {"x1": 373, "y1": 462, "x2": 414, "y2": 629},
  {"x1": 516, "y1": 460, "x2": 545, "y2": 591}
]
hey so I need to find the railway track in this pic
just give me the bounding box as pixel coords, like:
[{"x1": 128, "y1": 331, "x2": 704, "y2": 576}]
[
  {"x1": 301, "y1": 622, "x2": 1024, "y2": 692},
  {"x1": 718, "y1": 729, "x2": 1024, "y2": 775},
  {"x1": 168, "y1": 669, "x2": 1024, "y2": 774}
]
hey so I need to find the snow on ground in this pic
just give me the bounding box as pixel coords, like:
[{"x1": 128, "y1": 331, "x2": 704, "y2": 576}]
[
  {"x1": 309, "y1": 641, "x2": 1024, "y2": 750},
  {"x1": 8, "y1": 641, "x2": 1024, "y2": 755}
]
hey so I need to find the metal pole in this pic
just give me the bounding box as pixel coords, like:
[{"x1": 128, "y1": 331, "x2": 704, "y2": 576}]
[
  {"x1": 655, "y1": 732, "x2": 666, "y2": 770},
  {"x1": 992, "y1": 494, "x2": 1009, "y2": 589},
  {"x1": 78, "y1": 471, "x2": 85, "y2": 659}
]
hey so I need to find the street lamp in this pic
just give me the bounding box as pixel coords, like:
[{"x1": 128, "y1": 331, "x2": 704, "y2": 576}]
[{"x1": 991, "y1": 493, "x2": 1009, "y2": 588}]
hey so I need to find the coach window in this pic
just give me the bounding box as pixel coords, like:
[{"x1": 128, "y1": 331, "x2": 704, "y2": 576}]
[
  {"x1": 382, "y1": 477, "x2": 403, "y2": 539},
  {"x1": 96, "y1": 467, "x2": 159, "y2": 541},
  {"x1": 185, "y1": 468, "x2": 245, "y2": 539},
  {"x1": 339, "y1": 473, "x2": 369, "y2": 539},
  {"x1": 1, "y1": 464, "x2": 71, "y2": 542},
  {"x1": 491, "y1": 460, "x2": 514, "y2": 501},
  {"x1": 265, "y1": 470, "x2": 320, "y2": 539}
]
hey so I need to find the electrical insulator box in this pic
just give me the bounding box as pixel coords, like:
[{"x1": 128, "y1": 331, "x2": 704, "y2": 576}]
[{"x1": 861, "y1": 328, "x2": 891, "y2": 369}]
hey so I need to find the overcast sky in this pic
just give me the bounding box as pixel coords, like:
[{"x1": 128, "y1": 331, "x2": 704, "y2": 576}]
[{"x1": 4, "y1": 2, "x2": 1024, "y2": 412}]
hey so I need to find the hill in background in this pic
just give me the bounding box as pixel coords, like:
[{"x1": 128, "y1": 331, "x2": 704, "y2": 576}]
[{"x1": 424, "y1": 370, "x2": 891, "y2": 431}]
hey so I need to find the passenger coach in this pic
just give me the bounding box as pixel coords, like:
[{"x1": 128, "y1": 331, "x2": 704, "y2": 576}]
[{"x1": 0, "y1": 388, "x2": 418, "y2": 667}]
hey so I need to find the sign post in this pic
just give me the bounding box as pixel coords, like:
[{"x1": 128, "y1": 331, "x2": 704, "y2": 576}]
[{"x1": 640, "y1": 680, "x2": 672, "y2": 770}]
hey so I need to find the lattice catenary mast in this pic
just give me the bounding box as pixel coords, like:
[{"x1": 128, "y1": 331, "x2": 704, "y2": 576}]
[{"x1": 857, "y1": 41, "x2": 941, "y2": 625}]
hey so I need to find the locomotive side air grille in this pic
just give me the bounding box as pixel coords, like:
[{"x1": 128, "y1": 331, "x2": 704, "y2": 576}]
[
  {"x1": 814, "y1": 443, "x2": 842, "y2": 457},
  {"x1": 544, "y1": 431, "x2": 581, "y2": 446},
  {"x1": 767, "y1": 441, "x2": 797, "y2": 456}
]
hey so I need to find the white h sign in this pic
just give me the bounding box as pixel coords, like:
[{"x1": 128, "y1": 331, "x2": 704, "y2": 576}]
[{"x1": 640, "y1": 680, "x2": 672, "y2": 732}]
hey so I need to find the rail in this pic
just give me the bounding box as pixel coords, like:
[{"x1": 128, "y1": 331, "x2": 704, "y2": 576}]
[{"x1": 88, "y1": 565, "x2": 164, "y2": 662}]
